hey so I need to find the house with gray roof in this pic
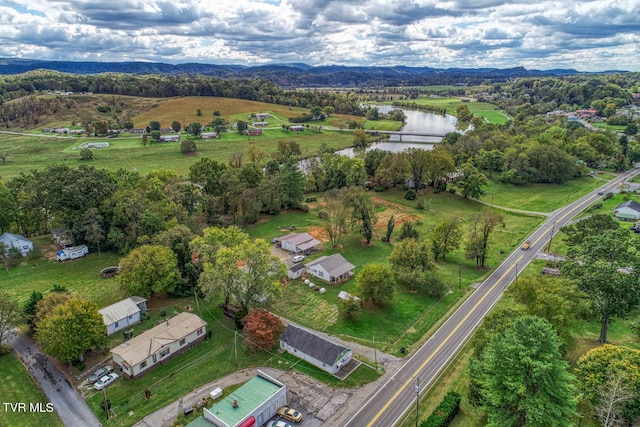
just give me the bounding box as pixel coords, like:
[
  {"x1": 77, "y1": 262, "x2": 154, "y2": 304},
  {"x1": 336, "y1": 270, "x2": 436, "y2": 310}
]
[
  {"x1": 99, "y1": 296, "x2": 147, "y2": 335},
  {"x1": 614, "y1": 200, "x2": 640, "y2": 221},
  {"x1": 278, "y1": 232, "x2": 321, "y2": 254},
  {"x1": 304, "y1": 253, "x2": 355, "y2": 283},
  {"x1": 279, "y1": 324, "x2": 352, "y2": 375},
  {"x1": 0, "y1": 232, "x2": 33, "y2": 257}
]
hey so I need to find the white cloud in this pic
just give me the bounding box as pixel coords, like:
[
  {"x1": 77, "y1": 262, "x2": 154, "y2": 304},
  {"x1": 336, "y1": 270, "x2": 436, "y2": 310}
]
[{"x1": 0, "y1": 0, "x2": 638, "y2": 71}]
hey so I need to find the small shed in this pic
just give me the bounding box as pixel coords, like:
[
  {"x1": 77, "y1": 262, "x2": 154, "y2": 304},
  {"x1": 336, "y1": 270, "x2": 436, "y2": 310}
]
[
  {"x1": 287, "y1": 262, "x2": 306, "y2": 279},
  {"x1": 278, "y1": 232, "x2": 321, "y2": 254},
  {"x1": 541, "y1": 267, "x2": 561, "y2": 276}
]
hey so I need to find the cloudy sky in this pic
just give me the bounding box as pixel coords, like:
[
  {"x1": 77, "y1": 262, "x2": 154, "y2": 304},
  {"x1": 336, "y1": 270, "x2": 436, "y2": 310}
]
[{"x1": 2, "y1": 0, "x2": 639, "y2": 72}]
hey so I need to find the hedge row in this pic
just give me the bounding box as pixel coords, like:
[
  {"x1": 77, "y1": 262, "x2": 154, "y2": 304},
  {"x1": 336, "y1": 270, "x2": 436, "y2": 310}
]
[{"x1": 420, "y1": 391, "x2": 461, "y2": 427}]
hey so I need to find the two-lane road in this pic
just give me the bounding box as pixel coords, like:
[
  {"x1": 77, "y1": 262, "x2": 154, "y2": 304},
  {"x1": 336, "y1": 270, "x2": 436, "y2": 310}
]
[{"x1": 344, "y1": 167, "x2": 639, "y2": 427}]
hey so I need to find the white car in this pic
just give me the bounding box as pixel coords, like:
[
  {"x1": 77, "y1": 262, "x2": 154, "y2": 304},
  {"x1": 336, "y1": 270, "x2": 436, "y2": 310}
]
[
  {"x1": 292, "y1": 255, "x2": 305, "y2": 263},
  {"x1": 267, "y1": 421, "x2": 292, "y2": 427},
  {"x1": 94, "y1": 372, "x2": 119, "y2": 390}
]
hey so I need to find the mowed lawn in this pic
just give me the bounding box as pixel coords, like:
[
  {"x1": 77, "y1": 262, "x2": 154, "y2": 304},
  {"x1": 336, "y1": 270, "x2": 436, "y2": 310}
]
[
  {"x1": 478, "y1": 177, "x2": 607, "y2": 213},
  {"x1": 2, "y1": 236, "x2": 122, "y2": 307},
  {"x1": 0, "y1": 353, "x2": 64, "y2": 427}
]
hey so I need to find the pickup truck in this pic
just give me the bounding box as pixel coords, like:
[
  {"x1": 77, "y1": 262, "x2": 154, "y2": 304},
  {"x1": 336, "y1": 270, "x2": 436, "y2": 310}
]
[{"x1": 521, "y1": 241, "x2": 531, "y2": 250}]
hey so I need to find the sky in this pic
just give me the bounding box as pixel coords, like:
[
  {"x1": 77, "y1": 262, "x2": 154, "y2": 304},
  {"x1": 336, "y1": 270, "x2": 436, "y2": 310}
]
[{"x1": 1, "y1": 0, "x2": 640, "y2": 72}]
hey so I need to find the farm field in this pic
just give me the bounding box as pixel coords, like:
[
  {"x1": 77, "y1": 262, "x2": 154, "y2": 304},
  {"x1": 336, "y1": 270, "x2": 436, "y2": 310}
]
[{"x1": 0, "y1": 353, "x2": 64, "y2": 427}]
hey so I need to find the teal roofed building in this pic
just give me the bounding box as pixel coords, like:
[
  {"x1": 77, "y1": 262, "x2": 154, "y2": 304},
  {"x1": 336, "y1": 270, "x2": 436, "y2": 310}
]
[{"x1": 187, "y1": 370, "x2": 287, "y2": 427}]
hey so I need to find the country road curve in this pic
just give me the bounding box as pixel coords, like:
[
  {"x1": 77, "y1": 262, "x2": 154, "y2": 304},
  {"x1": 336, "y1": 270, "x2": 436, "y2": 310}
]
[{"x1": 341, "y1": 166, "x2": 640, "y2": 427}]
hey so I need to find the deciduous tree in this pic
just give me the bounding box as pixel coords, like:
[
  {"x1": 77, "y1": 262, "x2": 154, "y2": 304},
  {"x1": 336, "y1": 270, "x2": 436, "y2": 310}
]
[
  {"x1": 0, "y1": 291, "x2": 24, "y2": 349},
  {"x1": 507, "y1": 276, "x2": 591, "y2": 347},
  {"x1": 322, "y1": 189, "x2": 349, "y2": 247},
  {"x1": 35, "y1": 297, "x2": 105, "y2": 363},
  {"x1": 354, "y1": 264, "x2": 394, "y2": 305},
  {"x1": 575, "y1": 345, "x2": 640, "y2": 425},
  {"x1": 430, "y1": 217, "x2": 462, "y2": 261},
  {"x1": 118, "y1": 244, "x2": 180, "y2": 298},
  {"x1": 465, "y1": 211, "x2": 504, "y2": 268},
  {"x1": 388, "y1": 238, "x2": 446, "y2": 296},
  {"x1": 241, "y1": 309, "x2": 284, "y2": 352},
  {"x1": 561, "y1": 228, "x2": 640, "y2": 343},
  {"x1": 342, "y1": 187, "x2": 376, "y2": 244}
]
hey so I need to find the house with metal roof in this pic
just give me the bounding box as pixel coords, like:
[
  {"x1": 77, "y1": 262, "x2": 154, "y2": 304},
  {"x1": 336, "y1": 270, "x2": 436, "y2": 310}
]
[
  {"x1": 614, "y1": 200, "x2": 640, "y2": 221},
  {"x1": 188, "y1": 370, "x2": 287, "y2": 427},
  {"x1": 0, "y1": 232, "x2": 33, "y2": 257},
  {"x1": 110, "y1": 312, "x2": 207, "y2": 378},
  {"x1": 278, "y1": 232, "x2": 321, "y2": 254},
  {"x1": 280, "y1": 324, "x2": 352, "y2": 375},
  {"x1": 304, "y1": 253, "x2": 355, "y2": 284},
  {"x1": 99, "y1": 296, "x2": 147, "y2": 336}
]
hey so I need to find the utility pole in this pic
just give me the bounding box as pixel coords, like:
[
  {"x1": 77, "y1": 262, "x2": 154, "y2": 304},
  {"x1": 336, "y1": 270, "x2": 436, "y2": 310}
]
[
  {"x1": 373, "y1": 336, "x2": 378, "y2": 370},
  {"x1": 458, "y1": 263, "x2": 462, "y2": 292},
  {"x1": 546, "y1": 221, "x2": 556, "y2": 253},
  {"x1": 415, "y1": 377, "x2": 420, "y2": 427},
  {"x1": 234, "y1": 331, "x2": 238, "y2": 369}
]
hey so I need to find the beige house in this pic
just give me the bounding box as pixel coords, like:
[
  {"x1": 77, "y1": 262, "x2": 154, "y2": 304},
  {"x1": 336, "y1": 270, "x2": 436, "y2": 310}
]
[{"x1": 110, "y1": 312, "x2": 207, "y2": 378}]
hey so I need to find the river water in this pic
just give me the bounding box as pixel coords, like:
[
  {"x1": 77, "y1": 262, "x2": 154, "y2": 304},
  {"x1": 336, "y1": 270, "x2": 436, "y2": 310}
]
[{"x1": 334, "y1": 105, "x2": 458, "y2": 157}]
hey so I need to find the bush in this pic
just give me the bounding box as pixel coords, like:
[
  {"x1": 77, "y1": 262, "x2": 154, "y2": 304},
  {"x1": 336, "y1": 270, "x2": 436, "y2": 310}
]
[
  {"x1": 180, "y1": 139, "x2": 197, "y2": 154},
  {"x1": 317, "y1": 210, "x2": 329, "y2": 219},
  {"x1": 405, "y1": 189, "x2": 417, "y2": 200},
  {"x1": 449, "y1": 188, "x2": 456, "y2": 194},
  {"x1": 603, "y1": 192, "x2": 614, "y2": 200},
  {"x1": 298, "y1": 204, "x2": 310, "y2": 213},
  {"x1": 421, "y1": 391, "x2": 461, "y2": 427},
  {"x1": 374, "y1": 186, "x2": 387, "y2": 192}
]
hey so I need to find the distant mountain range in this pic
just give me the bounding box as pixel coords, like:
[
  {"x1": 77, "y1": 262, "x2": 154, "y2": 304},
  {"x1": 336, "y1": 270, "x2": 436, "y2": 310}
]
[{"x1": 0, "y1": 57, "x2": 621, "y2": 87}]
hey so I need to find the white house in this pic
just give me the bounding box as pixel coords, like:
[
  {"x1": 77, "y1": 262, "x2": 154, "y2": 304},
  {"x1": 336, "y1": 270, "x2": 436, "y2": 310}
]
[
  {"x1": 289, "y1": 125, "x2": 304, "y2": 131},
  {"x1": 110, "y1": 312, "x2": 207, "y2": 378},
  {"x1": 614, "y1": 200, "x2": 640, "y2": 221},
  {"x1": 278, "y1": 232, "x2": 321, "y2": 254},
  {"x1": 0, "y1": 233, "x2": 34, "y2": 257},
  {"x1": 193, "y1": 370, "x2": 287, "y2": 427},
  {"x1": 305, "y1": 253, "x2": 355, "y2": 284},
  {"x1": 280, "y1": 324, "x2": 352, "y2": 375},
  {"x1": 99, "y1": 296, "x2": 147, "y2": 336}
]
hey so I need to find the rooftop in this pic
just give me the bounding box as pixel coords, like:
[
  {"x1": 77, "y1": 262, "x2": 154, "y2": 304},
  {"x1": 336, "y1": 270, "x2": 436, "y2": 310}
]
[
  {"x1": 99, "y1": 297, "x2": 145, "y2": 326},
  {"x1": 305, "y1": 253, "x2": 355, "y2": 277},
  {"x1": 110, "y1": 312, "x2": 206, "y2": 367},
  {"x1": 280, "y1": 324, "x2": 351, "y2": 367},
  {"x1": 205, "y1": 372, "x2": 284, "y2": 426}
]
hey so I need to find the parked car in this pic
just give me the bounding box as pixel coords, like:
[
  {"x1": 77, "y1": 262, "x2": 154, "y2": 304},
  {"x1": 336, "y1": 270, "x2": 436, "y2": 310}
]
[
  {"x1": 88, "y1": 365, "x2": 113, "y2": 384},
  {"x1": 277, "y1": 406, "x2": 303, "y2": 422},
  {"x1": 292, "y1": 255, "x2": 305, "y2": 263},
  {"x1": 267, "y1": 421, "x2": 292, "y2": 427},
  {"x1": 94, "y1": 373, "x2": 119, "y2": 390}
]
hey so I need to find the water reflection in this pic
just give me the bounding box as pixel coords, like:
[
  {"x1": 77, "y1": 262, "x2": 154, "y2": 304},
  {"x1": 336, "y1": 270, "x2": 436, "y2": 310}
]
[{"x1": 335, "y1": 141, "x2": 435, "y2": 158}]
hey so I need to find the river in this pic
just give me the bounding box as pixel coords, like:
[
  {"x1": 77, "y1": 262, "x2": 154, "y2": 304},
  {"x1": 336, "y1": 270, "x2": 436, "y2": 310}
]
[{"x1": 334, "y1": 105, "x2": 458, "y2": 157}]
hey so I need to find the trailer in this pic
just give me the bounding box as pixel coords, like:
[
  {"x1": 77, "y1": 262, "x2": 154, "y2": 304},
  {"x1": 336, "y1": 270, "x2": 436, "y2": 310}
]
[{"x1": 56, "y1": 245, "x2": 89, "y2": 261}]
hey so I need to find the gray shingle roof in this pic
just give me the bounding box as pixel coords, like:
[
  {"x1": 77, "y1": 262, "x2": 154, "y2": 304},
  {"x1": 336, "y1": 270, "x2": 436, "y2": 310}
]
[
  {"x1": 616, "y1": 200, "x2": 640, "y2": 213},
  {"x1": 304, "y1": 253, "x2": 355, "y2": 278},
  {"x1": 280, "y1": 325, "x2": 351, "y2": 366},
  {"x1": 99, "y1": 298, "x2": 142, "y2": 326}
]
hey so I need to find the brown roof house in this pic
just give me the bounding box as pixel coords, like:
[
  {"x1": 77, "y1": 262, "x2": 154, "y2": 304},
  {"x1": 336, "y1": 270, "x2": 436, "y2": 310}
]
[{"x1": 110, "y1": 312, "x2": 207, "y2": 378}]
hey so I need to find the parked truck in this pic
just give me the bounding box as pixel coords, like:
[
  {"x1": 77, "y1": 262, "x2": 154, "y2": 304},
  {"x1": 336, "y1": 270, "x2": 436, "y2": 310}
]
[{"x1": 56, "y1": 245, "x2": 89, "y2": 261}]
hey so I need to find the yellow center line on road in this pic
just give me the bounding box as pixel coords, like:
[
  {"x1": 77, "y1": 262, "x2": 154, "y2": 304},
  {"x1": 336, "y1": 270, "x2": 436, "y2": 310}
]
[
  {"x1": 366, "y1": 253, "x2": 524, "y2": 426},
  {"x1": 366, "y1": 180, "x2": 626, "y2": 427}
]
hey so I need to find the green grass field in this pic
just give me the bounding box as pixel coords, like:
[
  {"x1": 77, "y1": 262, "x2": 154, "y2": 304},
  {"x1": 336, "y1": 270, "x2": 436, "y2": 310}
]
[
  {"x1": 1, "y1": 236, "x2": 121, "y2": 306},
  {"x1": 393, "y1": 97, "x2": 509, "y2": 125},
  {"x1": 478, "y1": 177, "x2": 607, "y2": 213},
  {"x1": 0, "y1": 353, "x2": 64, "y2": 427}
]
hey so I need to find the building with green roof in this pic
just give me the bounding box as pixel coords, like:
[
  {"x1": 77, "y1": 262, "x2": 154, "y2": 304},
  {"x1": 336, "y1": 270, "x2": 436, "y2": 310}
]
[{"x1": 187, "y1": 370, "x2": 287, "y2": 427}]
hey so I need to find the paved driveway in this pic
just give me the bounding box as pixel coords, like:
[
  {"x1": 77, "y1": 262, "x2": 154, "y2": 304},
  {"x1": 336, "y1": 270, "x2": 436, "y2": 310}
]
[{"x1": 11, "y1": 334, "x2": 102, "y2": 427}]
